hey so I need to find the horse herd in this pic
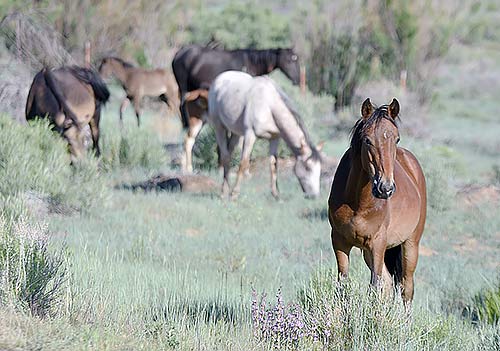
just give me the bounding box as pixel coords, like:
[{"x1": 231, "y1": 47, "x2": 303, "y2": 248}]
[{"x1": 23, "y1": 44, "x2": 427, "y2": 303}]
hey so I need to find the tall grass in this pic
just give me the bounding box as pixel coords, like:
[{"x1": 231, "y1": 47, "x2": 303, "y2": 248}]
[{"x1": 0, "y1": 216, "x2": 66, "y2": 317}]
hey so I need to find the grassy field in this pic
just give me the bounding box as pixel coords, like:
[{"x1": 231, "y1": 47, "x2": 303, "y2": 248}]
[{"x1": 2, "y1": 13, "x2": 500, "y2": 351}]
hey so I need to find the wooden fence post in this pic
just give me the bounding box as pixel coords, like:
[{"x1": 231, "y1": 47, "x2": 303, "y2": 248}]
[
  {"x1": 400, "y1": 69, "x2": 407, "y2": 91},
  {"x1": 300, "y1": 65, "x2": 306, "y2": 94},
  {"x1": 84, "y1": 41, "x2": 91, "y2": 68}
]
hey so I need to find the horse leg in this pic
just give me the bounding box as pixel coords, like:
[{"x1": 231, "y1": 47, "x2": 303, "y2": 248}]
[
  {"x1": 183, "y1": 117, "x2": 204, "y2": 173},
  {"x1": 119, "y1": 98, "x2": 130, "y2": 128},
  {"x1": 63, "y1": 125, "x2": 84, "y2": 163},
  {"x1": 369, "y1": 237, "x2": 388, "y2": 291},
  {"x1": 331, "y1": 231, "x2": 352, "y2": 280},
  {"x1": 269, "y1": 138, "x2": 280, "y2": 199},
  {"x1": 401, "y1": 240, "x2": 419, "y2": 304},
  {"x1": 89, "y1": 107, "x2": 101, "y2": 157},
  {"x1": 212, "y1": 122, "x2": 231, "y2": 197},
  {"x1": 227, "y1": 133, "x2": 241, "y2": 155},
  {"x1": 231, "y1": 132, "x2": 256, "y2": 199},
  {"x1": 363, "y1": 249, "x2": 393, "y2": 296},
  {"x1": 132, "y1": 96, "x2": 142, "y2": 127}
]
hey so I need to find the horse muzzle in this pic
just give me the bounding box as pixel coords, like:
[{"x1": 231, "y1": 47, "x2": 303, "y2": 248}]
[{"x1": 372, "y1": 178, "x2": 396, "y2": 199}]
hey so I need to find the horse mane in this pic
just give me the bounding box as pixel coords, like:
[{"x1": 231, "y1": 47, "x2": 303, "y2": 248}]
[
  {"x1": 106, "y1": 56, "x2": 135, "y2": 68},
  {"x1": 272, "y1": 81, "x2": 320, "y2": 160},
  {"x1": 235, "y1": 49, "x2": 279, "y2": 71},
  {"x1": 69, "y1": 66, "x2": 110, "y2": 104},
  {"x1": 350, "y1": 105, "x2": 400, "y2": 153}
]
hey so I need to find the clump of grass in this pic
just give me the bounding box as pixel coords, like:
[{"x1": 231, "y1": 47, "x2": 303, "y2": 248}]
[
  {"x1": 0, "y1": 115, "x2": 107, "y2": 215},
  {"x1": 0, "y1": 215, "x2": 66, "y2": 317},
  {"x1": 100, "y1": 125, "x2": 167, "y2": 172},
  {"x1": 471, "y1": 280, "x2": 500, "y2": 325},
  {"x1": 247, "y1": 268, "x2": 498, "y2": 350}
]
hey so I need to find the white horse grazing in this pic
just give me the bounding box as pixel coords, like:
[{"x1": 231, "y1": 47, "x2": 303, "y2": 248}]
[{"x1": 202, "y1": 70, "x2": 322, "y2": 199}]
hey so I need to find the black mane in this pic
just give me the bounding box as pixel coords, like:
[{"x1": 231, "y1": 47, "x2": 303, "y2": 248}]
[
  {"x1": 350, "y1": 105, "x2": 400, "y2": 153},
  {"x1": 239, "y1": 49, "x2": 279, "y2": 71}
]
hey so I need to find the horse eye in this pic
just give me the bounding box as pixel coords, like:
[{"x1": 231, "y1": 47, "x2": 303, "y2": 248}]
[
  {"x1": 396, "y1": 137, "x2": 400, "y2": 144},
  {"x1": 364, "y1": 137, "x2": 372, "y2": 146},
  {"x1": 291, "y1": 55, "x2": 297, "y2": 61}
]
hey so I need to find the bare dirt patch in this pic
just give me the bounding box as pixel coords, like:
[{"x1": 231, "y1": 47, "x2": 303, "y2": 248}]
[{"x1": 456, "y1": 184, "x2": 500, "y2": 208}]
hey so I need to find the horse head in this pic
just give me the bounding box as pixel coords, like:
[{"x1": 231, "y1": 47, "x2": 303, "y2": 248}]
[
  {"x1": 357, "y1": 98, "x2": 400, "y2": 199},
  {"x1": 276, "y1": 48, "x2": 300, "y2": 85},
  {"x1": 294, "y1": 139, "x2": 323, "y2": 198}
]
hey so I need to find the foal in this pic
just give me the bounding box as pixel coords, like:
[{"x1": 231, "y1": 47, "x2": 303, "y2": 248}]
[
  {"x1": 99, "y1": 57, "x2": 177, "y2": 127},
  {"x1": 328, "y1": 98, "x2": 426, "y2": 303}
]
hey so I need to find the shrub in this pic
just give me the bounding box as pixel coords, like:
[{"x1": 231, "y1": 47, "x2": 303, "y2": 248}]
[
  {"x1": 294, "y1": 0, "x2": 460, "y2": 107},
  {"x1": 291, "y1": 268, "x2": 496, "y2": 350},
  {"x1": 0, "y1": 115, "x2": 107, "y2": 215},
  {"x1": 251, "y1": 288, "x2": 305, "y2": 350},
  {"x1": 99, "y1": 124, "x2": 168, "y2": 172},
  {"x1": 0, "y1": 215, "x2": 66, "y2": 317},
  {"x1": 188, "y1": 1, "x2": 291, "y2": 49}
]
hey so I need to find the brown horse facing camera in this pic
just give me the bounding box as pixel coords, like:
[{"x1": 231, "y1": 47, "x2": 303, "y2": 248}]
[{"x1": 328, "y1": 98, "x2": 426, "y2": 303}]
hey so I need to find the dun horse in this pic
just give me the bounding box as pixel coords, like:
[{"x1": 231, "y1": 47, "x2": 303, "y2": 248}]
[
  {"x1": 25, "y1": 66, "x2": 110, "y2": 161},
  {"x1": 328, "y1": 98, "x2": 426, "y2": 303},
  {"x1": 203, "y1": 71, "x2": 322, "y2": 199},
  {"x1": 172, "y1": 45, "x2": 301, "y2": 172},
  {"x1": 98, "y1": 57, "x2": 177, "y2": 127}
]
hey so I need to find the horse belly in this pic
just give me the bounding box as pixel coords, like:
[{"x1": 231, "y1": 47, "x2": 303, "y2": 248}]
[{"x1": 252, "y1": 109, "x2": 279, "y2": 138}]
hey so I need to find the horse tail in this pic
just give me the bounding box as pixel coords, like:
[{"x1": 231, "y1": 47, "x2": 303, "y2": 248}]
[
  {"x1": 25, "y1": 70, "x2": 44, "y2": 121},
  {"x1": 384, "y1": 245, "x2": 403, "y2": 288},
  {"x1": 69, "y1": 66, "x2": 110, "y2": 105},
  {"x1": 172, "y1": 53, "x2": 190, "y2": 129},
  {"x1": 179, "y1": 94, "x2": 190, "y2": 129},
  {"x1": 43, "y1": 68, "x2": 80, "y2": 129}
]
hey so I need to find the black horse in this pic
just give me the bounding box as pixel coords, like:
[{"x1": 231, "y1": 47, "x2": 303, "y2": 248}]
[
  {"x1": 172, "y1": 45, "x2": 301, "y2": 172},
  {"x1": 172, "y1": 45, "x2": 300, "y2": 129}
]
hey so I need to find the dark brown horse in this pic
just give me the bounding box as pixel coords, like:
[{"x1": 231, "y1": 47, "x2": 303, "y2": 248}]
[
  {"x1": 25, "y1": 66, "x2": 110, "y2": 160},
  {"x1": 98, "y1": 57, "x2": 178, "y2": 127},
  {"x1": 172, "y1": 45, "x2": 301, "y2": 172},
  {"x1": 328, "y1": 98, "x2": 426, "y2": 303}
]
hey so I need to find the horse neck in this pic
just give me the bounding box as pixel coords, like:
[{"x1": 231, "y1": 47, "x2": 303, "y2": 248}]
[
  {"x1": 243, "y1": 50, "x2": 278, "y2": 75},
  {"x1": 109, "y1": 60, "x2": 129, "y2": 84},
  {"x1": 275, "y1": 110, "x2": 313, "y2": 158},
  {"x1": 346, "y1": 151, "x2": 383, "y2": 211}
]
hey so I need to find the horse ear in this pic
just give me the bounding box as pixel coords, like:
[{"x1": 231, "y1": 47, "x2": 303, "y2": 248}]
[
  {"x1": 316, "y1": 141, "x2": 325, "y2": 151},
  {"x1": 361, "y1": 98, "x2": 374, "y2": 119},
  {"x1": 389, "y1": 98, "x2": 400, "y2": 119}
]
